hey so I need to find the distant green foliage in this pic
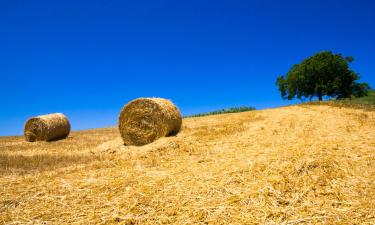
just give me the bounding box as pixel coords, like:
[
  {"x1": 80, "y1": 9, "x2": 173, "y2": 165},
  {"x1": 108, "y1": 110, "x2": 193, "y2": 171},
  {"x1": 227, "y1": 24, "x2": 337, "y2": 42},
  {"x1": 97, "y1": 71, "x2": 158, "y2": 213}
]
[
  {"x1": 342, "y1": 89, "x2": 375, "y2": 105},
  {"x1": 276, "y1": 51, "x2": 370, "y2": 101},
  {"x1": 186, "y1": 106, "x2": 256, "y2": 118},
  {"x1": 305, "y1": 90, "x2": 375, "y2": 111}
]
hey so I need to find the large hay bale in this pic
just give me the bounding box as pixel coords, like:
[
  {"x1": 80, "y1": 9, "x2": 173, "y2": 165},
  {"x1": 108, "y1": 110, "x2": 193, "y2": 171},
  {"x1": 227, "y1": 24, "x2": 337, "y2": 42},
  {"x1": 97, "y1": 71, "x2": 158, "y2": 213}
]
[
  {"x1": 118, "y1": 98, "x2": 182, "y2": 146},
  {"x1": 24, "y1": 113, "x2": 71, "y2": 142}
]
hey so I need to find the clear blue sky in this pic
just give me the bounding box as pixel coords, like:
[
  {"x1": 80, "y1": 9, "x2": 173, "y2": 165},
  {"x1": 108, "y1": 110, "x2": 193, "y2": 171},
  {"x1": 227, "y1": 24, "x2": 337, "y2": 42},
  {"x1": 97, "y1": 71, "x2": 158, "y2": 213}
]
[{"x1": 1, "y1": 0, "x2": 374, "y2": 136}]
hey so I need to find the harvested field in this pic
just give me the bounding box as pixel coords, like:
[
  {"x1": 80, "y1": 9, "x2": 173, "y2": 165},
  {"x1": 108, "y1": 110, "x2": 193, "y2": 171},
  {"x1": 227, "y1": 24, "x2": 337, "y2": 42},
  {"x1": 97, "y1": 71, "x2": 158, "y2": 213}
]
[{"x1": 0, "y1": 105, "x2": 374, "y2": 224}]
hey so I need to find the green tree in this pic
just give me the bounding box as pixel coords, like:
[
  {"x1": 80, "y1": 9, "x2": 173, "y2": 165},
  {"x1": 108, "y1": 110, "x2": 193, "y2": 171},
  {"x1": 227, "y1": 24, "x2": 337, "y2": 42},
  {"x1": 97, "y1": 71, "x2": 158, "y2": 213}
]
[{"x1": 276, "y1": 51, "x2": 370, "y2": 101}]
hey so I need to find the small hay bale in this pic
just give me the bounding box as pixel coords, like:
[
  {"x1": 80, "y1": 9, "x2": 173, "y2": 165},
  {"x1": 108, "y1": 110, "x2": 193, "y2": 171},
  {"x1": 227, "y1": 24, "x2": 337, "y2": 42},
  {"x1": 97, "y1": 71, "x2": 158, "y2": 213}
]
[
  {"x1": 24, "y1": 113, "x2": 71, "y2": 142},
  {"x1": 118, "y1": 98, "x2": 182, "y2": 146}
]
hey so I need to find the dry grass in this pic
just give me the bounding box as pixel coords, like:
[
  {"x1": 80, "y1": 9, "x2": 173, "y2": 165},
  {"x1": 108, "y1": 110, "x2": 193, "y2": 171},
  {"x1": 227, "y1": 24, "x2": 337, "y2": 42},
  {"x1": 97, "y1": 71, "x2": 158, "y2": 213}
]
[
  {"x1": 0, "y1": 128, "x2": 117, "y2": 175},
  {"x1": 1, "y1": 105, "x2": 375, "y2": 224}
]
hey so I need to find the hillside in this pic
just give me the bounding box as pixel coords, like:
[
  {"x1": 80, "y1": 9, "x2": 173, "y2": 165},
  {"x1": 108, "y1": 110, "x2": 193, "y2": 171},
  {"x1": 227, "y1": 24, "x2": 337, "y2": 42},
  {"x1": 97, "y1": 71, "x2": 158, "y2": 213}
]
[{"x1": 1, "y1": 105, "x2": 374, "y2": 224}]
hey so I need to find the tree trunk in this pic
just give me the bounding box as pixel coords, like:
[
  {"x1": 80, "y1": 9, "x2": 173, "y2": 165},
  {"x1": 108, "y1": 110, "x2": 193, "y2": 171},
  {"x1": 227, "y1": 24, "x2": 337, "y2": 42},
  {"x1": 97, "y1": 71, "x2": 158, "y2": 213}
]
[{"x1": 318, "y1": 94, "x2": 322, "y2": 101}]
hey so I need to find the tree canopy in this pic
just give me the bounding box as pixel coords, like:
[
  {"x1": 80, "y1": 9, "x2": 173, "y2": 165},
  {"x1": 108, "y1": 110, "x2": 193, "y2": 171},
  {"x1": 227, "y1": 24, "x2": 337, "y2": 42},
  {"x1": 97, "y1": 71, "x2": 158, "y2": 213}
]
[{"x1": 276, "y1": 51, "x2": 370, "y2": 101}]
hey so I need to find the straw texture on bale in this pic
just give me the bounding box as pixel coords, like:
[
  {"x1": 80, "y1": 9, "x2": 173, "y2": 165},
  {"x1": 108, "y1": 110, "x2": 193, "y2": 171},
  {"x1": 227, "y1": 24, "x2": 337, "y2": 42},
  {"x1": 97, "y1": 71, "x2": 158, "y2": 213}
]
[
  {"x1": 24, "y1": 113, "x2": 71, "y2": 142},
  {"x1": 118, "y1": 98, "x2": 182, "y2": 146}
]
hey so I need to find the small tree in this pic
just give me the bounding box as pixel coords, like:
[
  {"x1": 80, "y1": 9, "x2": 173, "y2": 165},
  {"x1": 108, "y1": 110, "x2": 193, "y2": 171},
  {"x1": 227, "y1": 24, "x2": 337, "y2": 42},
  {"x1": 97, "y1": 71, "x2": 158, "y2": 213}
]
[{"x1": 276, "y1": 51, "x2": 370, "y2": 101}]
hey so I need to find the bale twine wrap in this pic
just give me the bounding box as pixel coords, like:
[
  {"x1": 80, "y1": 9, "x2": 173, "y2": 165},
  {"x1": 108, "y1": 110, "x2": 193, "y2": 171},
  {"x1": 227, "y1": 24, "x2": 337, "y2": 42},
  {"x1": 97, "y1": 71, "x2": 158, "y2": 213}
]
[
  {"x1": 118, "y1": 98, "x2": 182, "y2": 146},
  {"x1": 24, "y1": 113, "x2": 71, "y2": 142}
]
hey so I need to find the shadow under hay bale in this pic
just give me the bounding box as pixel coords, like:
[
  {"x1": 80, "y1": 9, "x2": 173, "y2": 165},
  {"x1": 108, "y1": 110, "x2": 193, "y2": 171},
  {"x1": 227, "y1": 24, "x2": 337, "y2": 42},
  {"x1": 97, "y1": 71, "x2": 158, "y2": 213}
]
[
  {"x1": 24, "y1": 113, "x2": 71, "y2": 142},
  {"x1": 118, "y1": 98, "x2": 182, "y2": 146}
]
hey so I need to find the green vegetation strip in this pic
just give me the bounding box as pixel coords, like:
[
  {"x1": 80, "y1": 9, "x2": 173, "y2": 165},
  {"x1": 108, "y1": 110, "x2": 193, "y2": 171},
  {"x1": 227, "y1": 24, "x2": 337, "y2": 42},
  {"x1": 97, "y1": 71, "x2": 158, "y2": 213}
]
[
  {"x1": 343, "y1": 89, "x2": 375, "y2": 105},
  {"x1": 306, "y1": 90, "x2": 375, "y2": 111},
  {"x1": 185, "y1": 106, "x2": 256, "y2": 118}
]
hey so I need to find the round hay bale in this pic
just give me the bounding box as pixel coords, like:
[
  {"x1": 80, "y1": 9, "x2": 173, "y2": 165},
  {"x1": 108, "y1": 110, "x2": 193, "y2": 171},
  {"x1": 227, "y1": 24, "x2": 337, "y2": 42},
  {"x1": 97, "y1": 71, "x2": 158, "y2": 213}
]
[
  {"x1": 24, "y1": 113, "x2": 71, "y2": 142},
  {"x1": 118, "y1": 98, "x2": 182, "y2": 146}
]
